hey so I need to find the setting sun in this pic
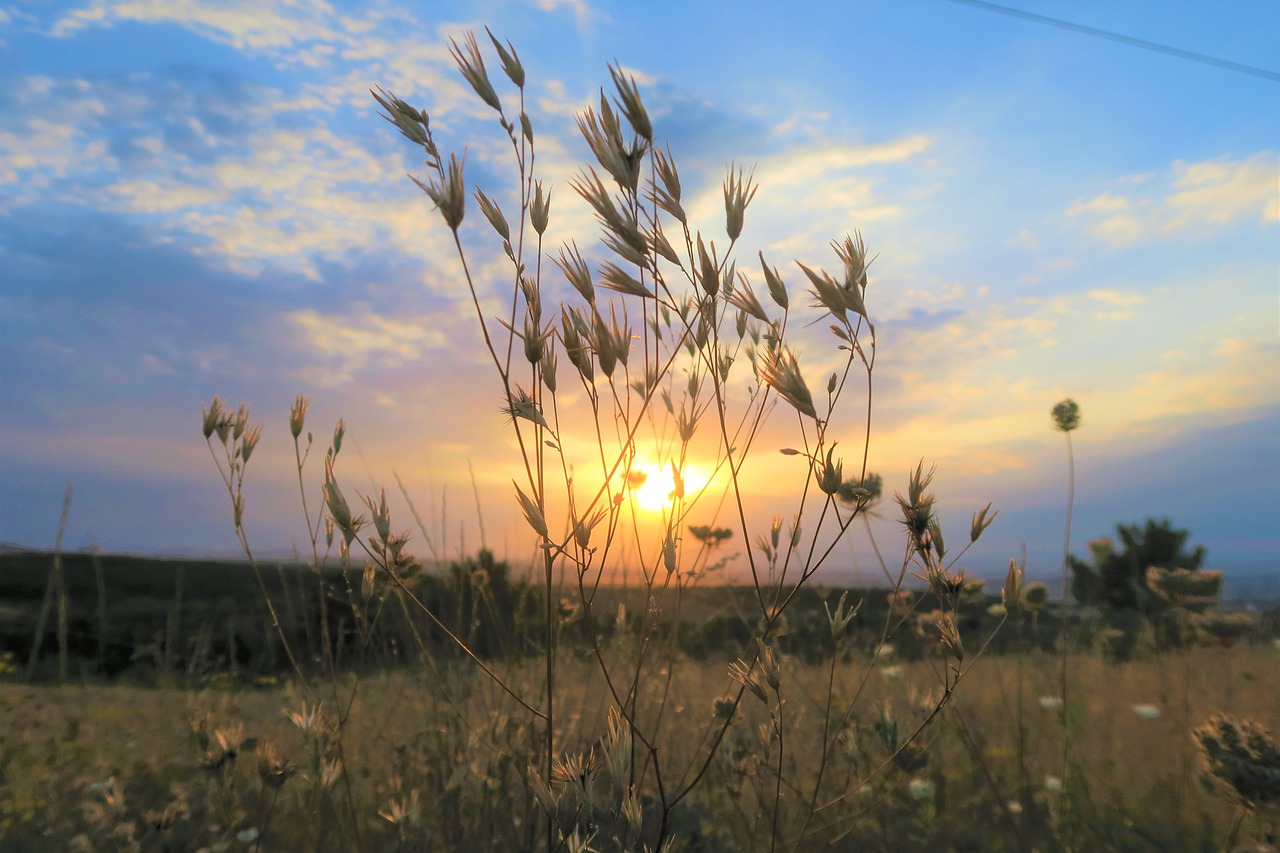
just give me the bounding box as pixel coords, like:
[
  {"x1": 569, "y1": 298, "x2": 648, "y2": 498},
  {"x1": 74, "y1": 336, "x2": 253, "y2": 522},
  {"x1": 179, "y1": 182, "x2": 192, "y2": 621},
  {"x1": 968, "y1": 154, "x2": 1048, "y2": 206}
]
[{"x1": 629, "y1": 461, "x2": 712, "y2": 513}]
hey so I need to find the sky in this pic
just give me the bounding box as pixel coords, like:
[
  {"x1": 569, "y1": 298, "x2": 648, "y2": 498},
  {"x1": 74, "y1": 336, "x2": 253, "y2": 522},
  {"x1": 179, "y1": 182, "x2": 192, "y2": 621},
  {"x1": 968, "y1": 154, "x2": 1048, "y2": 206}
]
[{"x1": 1, "y1": 0, "x2": 1278, "y2": 593}]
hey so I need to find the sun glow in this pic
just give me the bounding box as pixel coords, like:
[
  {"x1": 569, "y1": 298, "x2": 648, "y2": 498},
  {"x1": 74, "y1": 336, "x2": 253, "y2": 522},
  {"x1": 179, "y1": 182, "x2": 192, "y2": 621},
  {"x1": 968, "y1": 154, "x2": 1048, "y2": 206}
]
[{"x1": 629, "y1": 461, "x2": 711, "y2": 513}]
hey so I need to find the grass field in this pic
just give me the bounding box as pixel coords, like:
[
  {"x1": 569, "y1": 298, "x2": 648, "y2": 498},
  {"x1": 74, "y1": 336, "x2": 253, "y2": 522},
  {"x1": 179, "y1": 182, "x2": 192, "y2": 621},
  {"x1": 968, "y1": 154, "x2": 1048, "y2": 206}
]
[{"x1": 3, "y1": 635, "x2": 1278, "y2": 851}]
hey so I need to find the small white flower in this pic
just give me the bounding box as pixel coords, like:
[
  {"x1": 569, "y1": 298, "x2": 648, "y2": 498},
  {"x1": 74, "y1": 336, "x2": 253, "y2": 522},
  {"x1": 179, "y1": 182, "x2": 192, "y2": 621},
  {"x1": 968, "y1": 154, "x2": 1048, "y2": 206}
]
[
  {"x1": 1044, "y1": 775, "x2": 1064, "y2": 794},
  {"x1": 1132, "y1": 704, "x2": 1161, "y2": 720},
  {"x1": 880, "y1": 665, "x2": 903, "y2": 681},
  {"x1": 236, "y1": 828, "x2": 259, "y2": 843},
  {"x1": 1038, "y1": 696, "x2": 1063, "y2": 710},
  {"x1": 908, "y1": 778, "x2": 936, "y2": 802}
]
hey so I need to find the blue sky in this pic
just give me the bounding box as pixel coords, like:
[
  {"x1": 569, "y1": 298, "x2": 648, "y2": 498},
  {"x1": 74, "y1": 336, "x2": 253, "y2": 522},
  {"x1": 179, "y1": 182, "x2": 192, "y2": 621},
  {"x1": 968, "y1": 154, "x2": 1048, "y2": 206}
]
[{"x1": 1, "y1": 1, "x2": 1277, "y2": 591}]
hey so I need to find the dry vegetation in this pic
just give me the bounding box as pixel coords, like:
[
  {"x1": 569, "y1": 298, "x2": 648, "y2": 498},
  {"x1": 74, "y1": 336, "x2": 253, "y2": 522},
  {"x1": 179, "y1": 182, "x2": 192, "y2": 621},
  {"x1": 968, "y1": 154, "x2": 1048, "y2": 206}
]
[{"x1": 2, "y1": 645, "x2": 1278, "y2": 851}]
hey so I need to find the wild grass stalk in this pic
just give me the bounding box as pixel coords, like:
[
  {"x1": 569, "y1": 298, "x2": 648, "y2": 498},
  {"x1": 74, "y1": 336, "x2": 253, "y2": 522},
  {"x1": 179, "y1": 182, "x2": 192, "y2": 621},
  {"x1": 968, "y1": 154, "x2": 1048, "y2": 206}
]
[
  {"x1": 25, "y1": 481, "x2": 73, "y2": 683},
  {"x1": 196, "y1": 28, "x2": 1007, "y2": 850},
  {"x1": 1051, "y1": 397, "x2": 1081, "y2": 813}
]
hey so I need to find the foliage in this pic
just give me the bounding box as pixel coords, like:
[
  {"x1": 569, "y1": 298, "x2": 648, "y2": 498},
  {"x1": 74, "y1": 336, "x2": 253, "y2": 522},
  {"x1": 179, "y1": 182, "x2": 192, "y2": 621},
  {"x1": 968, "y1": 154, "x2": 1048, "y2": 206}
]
[{"x1": 1069, "y1": 518, "x2": 1206, "y2": 615}]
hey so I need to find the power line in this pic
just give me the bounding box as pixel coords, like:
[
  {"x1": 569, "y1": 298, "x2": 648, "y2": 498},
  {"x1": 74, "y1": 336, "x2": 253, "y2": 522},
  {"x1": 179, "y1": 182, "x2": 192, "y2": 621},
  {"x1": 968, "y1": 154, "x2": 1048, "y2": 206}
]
[{"x1": 943, "y1": 0, "x2": 1280, "y2": 82}]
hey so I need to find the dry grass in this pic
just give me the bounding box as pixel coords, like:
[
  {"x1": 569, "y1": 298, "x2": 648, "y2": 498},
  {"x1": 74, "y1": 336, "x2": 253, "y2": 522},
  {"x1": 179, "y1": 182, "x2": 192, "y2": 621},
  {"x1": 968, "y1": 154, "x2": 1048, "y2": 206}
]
[{"x1": 2, "y1": 643, "x2": 1277, "y2": 851}]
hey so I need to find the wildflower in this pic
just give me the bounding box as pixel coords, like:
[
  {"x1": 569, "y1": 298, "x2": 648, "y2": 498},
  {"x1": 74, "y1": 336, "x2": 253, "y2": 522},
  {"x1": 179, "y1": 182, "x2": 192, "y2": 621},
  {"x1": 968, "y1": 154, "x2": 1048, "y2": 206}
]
[
  {"x1": 1038, "y1": 696, "x2": 1063, "y2": 710},
  {"x1": 880, "y1": 665, "x2": 903, "y2": 681},
  {"x1": 1193, "y1": 714, "x2": 1280, "y2": 808},
  {"x1": 1022, "y1": 581, "x2": 1049, "y2": 612},
  {"x1": 1133, "y1": 704, "x2": 1161, "y2": 720},
  {"x1": 1044, "y1": 775, "x2": 1064, "y2": 794},
  {"x1": 908, "y1": 777, "x2": 936, "y2": 803}
]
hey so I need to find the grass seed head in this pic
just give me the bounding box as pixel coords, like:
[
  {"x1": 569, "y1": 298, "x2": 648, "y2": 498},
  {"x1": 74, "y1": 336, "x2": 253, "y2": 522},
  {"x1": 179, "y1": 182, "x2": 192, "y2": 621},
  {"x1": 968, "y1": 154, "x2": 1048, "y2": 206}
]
[
  {"x1": 289, "y1": 394, "x2": 309, "y2": 439},
  {"x1": 449, "y1": 30, "x2": 502, "y2": 113},
  {"x1": 413, "y1": 151, "x2": 466, "y2": 232},
  {"x1": 474, "y1": 188, "x2": 510, "y2": 241},
  {"x1": 485, "y1": 27, "x2": 524, "y2": 88},
  {"x1": 531, "y1": 180, "x2": 550, "y2": 235},
  {"x1": 513, "y1": 481, "x2": 548, "y2": 539},
  {"x1": 723, "y1": 163, "x2": 757, "y2": 242},
  {"x1": 201, "y1": 396, "x2": 223, "y2": 439},
  {"x1": 648, "y1": 143, "x2": 686, "y2": 222},
  {"x1": 608, "y1": 63, "x2": 652, "y2": 142},
  {"x1": 758, "y1": 345, "x2": 817, "y2": 420}
]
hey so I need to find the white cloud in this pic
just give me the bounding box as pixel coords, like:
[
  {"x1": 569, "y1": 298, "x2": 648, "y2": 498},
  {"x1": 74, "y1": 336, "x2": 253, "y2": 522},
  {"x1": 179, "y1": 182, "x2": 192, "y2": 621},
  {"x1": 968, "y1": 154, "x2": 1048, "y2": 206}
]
[
  {"x1": 288, "y1": 306, "x2": 451, "y2": 384},
  {"x1": 52, "y1": 0, "x2": 342, "y2": 49},
  {"x1": 1087, "y1": 289, "x2": 1145, "y2": 307},
  {"x1": 1066, "y1": 152, "x2": 1278, "y2": 245},
  {"x1": 694, "y1": 135, "x2": 935, "y2": 258}
]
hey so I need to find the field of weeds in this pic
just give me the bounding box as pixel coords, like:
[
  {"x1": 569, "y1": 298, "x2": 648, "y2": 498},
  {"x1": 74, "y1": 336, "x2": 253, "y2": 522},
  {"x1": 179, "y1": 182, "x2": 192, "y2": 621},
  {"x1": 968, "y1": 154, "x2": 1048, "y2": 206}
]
[{"x1": 3, "y1": 644, "x2": 1277, "y2": 851}]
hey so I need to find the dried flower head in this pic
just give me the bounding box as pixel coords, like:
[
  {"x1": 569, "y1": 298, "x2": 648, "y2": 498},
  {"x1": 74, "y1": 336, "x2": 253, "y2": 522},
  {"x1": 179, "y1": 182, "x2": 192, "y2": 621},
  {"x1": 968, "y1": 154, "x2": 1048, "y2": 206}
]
[
  {"x1": 1194, "y1": 714, "x2": 1280, "y2": 809},
  {"x1": 1051, "y1": 398, "x2": 1081, "y2": 432}
]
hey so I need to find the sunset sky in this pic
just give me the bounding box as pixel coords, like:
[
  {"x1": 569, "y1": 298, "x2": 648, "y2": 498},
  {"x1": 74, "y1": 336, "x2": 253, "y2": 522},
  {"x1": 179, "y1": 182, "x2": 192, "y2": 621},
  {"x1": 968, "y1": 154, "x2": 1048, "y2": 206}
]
[{"x1": 2, "y1": 1, "x2": 1277, "y2": 591}]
